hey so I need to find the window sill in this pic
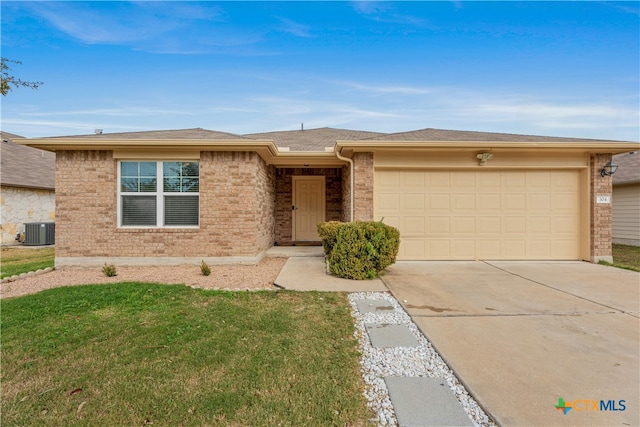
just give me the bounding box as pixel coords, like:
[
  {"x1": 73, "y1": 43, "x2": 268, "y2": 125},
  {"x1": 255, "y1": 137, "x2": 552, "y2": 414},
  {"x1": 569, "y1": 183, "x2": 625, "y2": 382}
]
[{"x1": 116, "y1": 227, "x2": 200, "y2": 233}]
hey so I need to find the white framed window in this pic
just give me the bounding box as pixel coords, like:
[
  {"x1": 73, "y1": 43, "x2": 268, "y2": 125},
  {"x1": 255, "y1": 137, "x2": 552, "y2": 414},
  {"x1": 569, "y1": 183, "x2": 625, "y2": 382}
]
[{"x1": 118, "y1": 161, "x2": 199, "y2": 227}]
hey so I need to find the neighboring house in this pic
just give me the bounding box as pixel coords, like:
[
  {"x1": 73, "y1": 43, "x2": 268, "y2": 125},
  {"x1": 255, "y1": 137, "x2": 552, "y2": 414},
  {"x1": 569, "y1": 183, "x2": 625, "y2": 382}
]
[
  {"x1": 612, "y1": 151, "x2": 640, "y2": 246},
  {"x1": 1, "y1": 131, "x2": 55, "y2": 245},
  {"x1": 18, "y1": 127, "x2": 639, "y2": 266}
]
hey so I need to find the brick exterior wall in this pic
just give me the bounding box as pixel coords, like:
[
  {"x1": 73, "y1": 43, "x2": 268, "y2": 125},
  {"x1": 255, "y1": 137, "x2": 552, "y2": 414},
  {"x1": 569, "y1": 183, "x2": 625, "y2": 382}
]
[
  {"x1": 341, "y1": 164, "x2": 351, "y2": 222},
  {"x1": 274, "y1": 168, "x2": 342, "y2": 244},
  {"x1": 590, "y1": 153, "x2": 614, "y2": 262},
  {"x1": 353, "y1": 152, "x2": 374, "y2": 221},
  {"x1": 55, "y1": 150, "x2": 275, "y2": 265}
]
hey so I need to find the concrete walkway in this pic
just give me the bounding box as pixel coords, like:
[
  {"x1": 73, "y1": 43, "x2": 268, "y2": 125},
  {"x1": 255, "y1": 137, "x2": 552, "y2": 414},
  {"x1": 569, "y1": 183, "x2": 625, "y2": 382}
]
[
  {"x1": 270, "y1": 246, "x2": 387, "y2": 292},
  {"x1": 381, "y1": 261, "x2": 640, "y2": 426}
]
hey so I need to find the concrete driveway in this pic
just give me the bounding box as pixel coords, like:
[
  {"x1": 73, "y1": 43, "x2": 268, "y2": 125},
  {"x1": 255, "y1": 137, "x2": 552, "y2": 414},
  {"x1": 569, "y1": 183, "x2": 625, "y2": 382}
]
[{"x1": 381, "y1": 261, "x2": 639, "y2": 426}]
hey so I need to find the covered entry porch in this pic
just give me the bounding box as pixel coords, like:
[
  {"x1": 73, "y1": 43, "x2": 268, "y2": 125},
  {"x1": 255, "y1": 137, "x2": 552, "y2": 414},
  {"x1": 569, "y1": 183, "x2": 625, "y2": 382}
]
[{"x1": 273, "y1": 167, "x2": 347, "y2": 245}]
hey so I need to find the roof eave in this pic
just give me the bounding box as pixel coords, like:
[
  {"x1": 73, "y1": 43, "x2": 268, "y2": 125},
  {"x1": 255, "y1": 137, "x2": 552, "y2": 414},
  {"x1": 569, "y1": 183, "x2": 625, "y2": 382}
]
[{"x1": 335, "y1": 140, "x2": 640, "y2": 156}]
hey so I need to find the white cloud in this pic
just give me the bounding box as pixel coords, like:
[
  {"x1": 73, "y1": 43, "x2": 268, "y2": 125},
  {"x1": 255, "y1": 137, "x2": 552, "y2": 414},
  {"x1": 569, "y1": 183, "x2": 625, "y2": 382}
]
[{"x1": 275, "y1": 17, "x2": 313, "y2": 38}]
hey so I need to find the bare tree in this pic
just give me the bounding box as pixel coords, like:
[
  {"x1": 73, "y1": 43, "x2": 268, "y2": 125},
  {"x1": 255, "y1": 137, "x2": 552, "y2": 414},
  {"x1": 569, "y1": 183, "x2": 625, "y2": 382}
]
[{"x1": 1, "y1": 57, "x2": 43, "y2": 96}]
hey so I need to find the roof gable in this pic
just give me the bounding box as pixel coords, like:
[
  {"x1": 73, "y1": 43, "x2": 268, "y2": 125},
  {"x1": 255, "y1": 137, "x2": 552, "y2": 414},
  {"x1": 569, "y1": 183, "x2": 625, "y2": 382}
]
[{"x1": 244, "y1": 127, "x2": 386, "y2": 151}]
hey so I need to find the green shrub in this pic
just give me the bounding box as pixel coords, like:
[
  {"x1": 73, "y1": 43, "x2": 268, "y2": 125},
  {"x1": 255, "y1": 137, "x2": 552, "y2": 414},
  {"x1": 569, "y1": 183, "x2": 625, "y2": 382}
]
[
  {"x1": 200, "y1": 260, "x2": 211, "y2": 276},
  {"x1": 320, "y1": 220, "x2": 400, "y2": 280},
  {"x1": 317, "y1": 221, "x2": 343, "y2": 256},
  {"x1": 102, "y1": 263, "x2": 117, "y2": 277}
]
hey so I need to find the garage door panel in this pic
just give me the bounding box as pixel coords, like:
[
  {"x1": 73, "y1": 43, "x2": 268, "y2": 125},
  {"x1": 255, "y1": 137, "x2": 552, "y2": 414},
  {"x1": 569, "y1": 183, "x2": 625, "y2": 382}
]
[
  {"x1": 504, "y1": 217, "x2": 526, "y2": 233},
  {"x1": 554, "y1": 193, "x2": 579, "y2": 211},
  {"x1": 452, "y1": 172, "x2": 476, "y2": 188},
  {"x1": 403, "y1": 217, "x2": 425, "y2": 235},
  {"x1": 402, "y1": 194, "x2": 425, "y2": 210},
  {"x1": 528, "y1": 217, "x2": 551, "y2": 233},
  {"x1": 528, "y1": 194, "x2": 551, "y2": 210},
  {"x1": 504, "y1": 240, "x2": 527, "y2": 258},
  {"x1": 402, "y1": 238, "x2": 427, "y2": 259},
  {"x1": 527, "y1": 172, "x2": 551, "y2": 188},
  {"x1": 453, "y1": 240, "x2": 476, "y2": 258},
  {"x1": 403, "y1": 171, "x2": 426, "y2": 187},
  {"x1": 478, "y1": 217, "x2": 501, "y2": 234},
  {"x1": 379, "y1": 171, "x2": 400, "y2": 188},
  {"x1": 478, "y1": 240, "x2": 502, "y2": 258},
  {"x1": 528, "y1": 240, "x2": 552, "y2": 258},
  {"x1": 553, "y1": 216, "x2": 578, "y2": 234},
  {"x1": 426, "y1": 239, "x2": 450, "y2": 259},
  {"x1": 428, "y1": 217, "x2": 451, "y2": 233},
  {"x1": 426, "y1": 171, "x2": 451, "y2": 188},
  {"x1": 454, "y1": 194, "x2": 476, "y2": 210},
  {"x1": 505, "y1": 172, "x2": 527, "y2": 188},
  {"x1": 504, "y1": 194, "x2": 527, "y2": 211},
  {"x1": 429, "y1": 194, "x2": 450, "y2": 209},
  {"x1": 478, "y1": 194, "x2": 501, "y2": 210},
  {"x1": 375, "y1": 170, "x2": 581, "y2": 260},
  {"x1": 453, "y1": 217, "x2": 476, "y2": 234},
  {"x1": 377, "y1": 192, "x2": 400, "y2": 210}
]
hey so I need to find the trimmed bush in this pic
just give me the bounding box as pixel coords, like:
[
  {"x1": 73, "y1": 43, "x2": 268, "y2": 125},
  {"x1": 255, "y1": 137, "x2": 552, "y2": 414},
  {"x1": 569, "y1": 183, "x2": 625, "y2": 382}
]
[
  {"x1": 319, "y1": 220, "x2": 400, "y2": 280},
  {"x1": 317, "y1": 221, "x2": 343, "y2": 256}
]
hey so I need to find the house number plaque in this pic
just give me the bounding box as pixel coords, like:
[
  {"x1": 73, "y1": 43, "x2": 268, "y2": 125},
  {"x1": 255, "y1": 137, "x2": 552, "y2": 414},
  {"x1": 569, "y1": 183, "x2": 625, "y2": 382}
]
[{"x1": 596, "y1": 195, "x2": 611, "y2": 204}]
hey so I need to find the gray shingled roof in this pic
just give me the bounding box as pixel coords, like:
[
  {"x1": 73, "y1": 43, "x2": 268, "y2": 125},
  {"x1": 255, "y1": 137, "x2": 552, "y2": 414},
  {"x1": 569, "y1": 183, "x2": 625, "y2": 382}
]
[
  {"x1": 613, "y1": 151, "x2": 640, "y2": 185},
  {"x1": 359, "y1": 127, "x2": 625, "y2": 143},
  {"x1": 1, "y1": 131, "x2": 55, "y2": 190},
  {"x1": 244, "y1": 127, "x2": 386, "y2": 151},
  {"x1": 45, "y1": 128, "x2": 250, "y2": 140}
]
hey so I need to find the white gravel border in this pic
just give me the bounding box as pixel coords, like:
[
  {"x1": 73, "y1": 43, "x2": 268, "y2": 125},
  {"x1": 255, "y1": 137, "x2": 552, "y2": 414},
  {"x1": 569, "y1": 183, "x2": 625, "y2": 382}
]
[{"x1": 348, "y1": 291, "x2": 496, "y2": 427}]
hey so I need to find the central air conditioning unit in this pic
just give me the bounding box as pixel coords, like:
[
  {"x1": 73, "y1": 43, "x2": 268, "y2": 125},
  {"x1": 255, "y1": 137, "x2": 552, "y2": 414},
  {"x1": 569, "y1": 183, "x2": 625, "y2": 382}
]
[{"x1": 24, "y1": 222, "x2": 55, "y2": 246}]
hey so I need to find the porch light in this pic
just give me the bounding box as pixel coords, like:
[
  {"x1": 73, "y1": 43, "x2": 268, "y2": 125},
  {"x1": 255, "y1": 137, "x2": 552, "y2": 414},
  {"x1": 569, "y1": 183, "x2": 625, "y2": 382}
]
[
  {"x1": 600, "y1": 161, "x2": 619, "y2": 177},
  {"x1": 476, "y1": 152, "x2": 493, "y2": 166}
]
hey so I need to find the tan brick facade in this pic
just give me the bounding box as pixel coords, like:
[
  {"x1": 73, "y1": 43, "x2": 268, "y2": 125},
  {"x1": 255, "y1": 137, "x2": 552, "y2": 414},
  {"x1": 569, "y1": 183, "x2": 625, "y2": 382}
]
[
  {"x1": 353, "y1": 152, "x2": 374, "y2": 221},
  {"x1": 52, "y1": 147, "x2": 621, "y2": 265},
  {"x1": 55, "y1": 150, "x2": 275, "y2": 266},
  {"x1": 590, "y1": 153, "x2": 614, "y2": 262},
  {"x1": 274, "y1": 167, "x2": 343, "y2": 244}
]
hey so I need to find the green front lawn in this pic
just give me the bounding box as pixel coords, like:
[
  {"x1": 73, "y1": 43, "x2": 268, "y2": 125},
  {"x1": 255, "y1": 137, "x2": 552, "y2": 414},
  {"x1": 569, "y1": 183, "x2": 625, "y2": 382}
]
[
  {"x1": 1, "y1": 284, "x2": 370, "y2": 426},
  {"x1": 600, "y1": 244, "x2": 640, "y2": 272},
  {"x1": 0, "y1": 247, "x2": 55, "y2": 279}
]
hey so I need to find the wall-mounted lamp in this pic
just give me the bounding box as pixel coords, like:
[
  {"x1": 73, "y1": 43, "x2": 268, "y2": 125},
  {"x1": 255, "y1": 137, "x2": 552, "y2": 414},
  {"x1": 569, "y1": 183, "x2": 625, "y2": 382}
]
[
  {"x1": 600, "y1": 161, "x2": 619, "y2": 177},
  {"x1": 476, "y1": 152, "x2": 493, "y2": 166}
]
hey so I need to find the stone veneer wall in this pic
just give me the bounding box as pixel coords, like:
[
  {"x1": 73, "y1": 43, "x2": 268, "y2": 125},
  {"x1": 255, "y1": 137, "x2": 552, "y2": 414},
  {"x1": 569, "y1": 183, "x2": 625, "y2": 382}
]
[
  {"x1": 0, "y1": 186, "x2": 55, "y2": 245},
  {"x1": 55, "y1": 150, "x2": 275, "y2": 265},
  {"x1": 353, "y1": 152, "x2": 374, "y2": 221},
  {"x1": 590, "y1": 153, "x2": 614, "y2": 262},
  {"x1": 274, "y1": 167, "x2": 342, "y2": 244}
]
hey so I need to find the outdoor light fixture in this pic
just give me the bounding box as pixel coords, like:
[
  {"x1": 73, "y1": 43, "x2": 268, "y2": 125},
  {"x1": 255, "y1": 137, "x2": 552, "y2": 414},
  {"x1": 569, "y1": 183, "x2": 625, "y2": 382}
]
[
  {"x1": 600, "y1": 161, "x2": 619, "y2": 177},
  {"x1": 476, "y1": 152, "x2": 493, "y2": 166}
]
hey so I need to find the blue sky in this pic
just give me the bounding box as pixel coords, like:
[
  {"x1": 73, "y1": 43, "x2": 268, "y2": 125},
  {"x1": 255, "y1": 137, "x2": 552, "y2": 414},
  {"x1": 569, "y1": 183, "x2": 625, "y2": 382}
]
[{"x1": 1, "y1": 1, "x2": 638, "y2": 140}]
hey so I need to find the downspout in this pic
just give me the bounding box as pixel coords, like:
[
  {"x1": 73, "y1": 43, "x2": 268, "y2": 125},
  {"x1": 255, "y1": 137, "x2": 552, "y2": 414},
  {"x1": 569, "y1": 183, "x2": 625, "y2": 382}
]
[{"x1": 335, "y1": 147, "x2": 354, "y2": 222}]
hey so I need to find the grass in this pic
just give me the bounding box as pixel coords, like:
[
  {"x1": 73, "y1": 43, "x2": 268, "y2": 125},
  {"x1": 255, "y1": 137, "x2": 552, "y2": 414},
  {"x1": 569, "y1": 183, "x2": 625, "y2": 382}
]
[
  {"x1": 1, "y1": 284, "x2": 370, "y2": 426},
  {"x1": 599, "y1": 244, "x2": 640, "y2": 272},
  {"x1": 0, "y1": 247, "x2": 55, "y2": 279}
]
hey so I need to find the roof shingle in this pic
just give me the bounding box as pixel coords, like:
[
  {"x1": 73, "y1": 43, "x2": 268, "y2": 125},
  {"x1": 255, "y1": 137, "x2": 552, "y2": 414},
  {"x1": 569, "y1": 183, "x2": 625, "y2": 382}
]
[
  {"x1": 613, "y1": 151, "x2": 640, "y2": 185},
  {"x1": 244, "y1": 127, "x2": 386, "y2": 151},
  {"x1": 1, "y1": 131, "x2": 55, "y2": 190}
]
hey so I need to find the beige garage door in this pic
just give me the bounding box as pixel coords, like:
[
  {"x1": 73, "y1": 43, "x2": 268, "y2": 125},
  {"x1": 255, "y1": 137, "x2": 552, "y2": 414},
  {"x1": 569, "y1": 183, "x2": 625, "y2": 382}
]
[{"x1": 375, "y1": 170, "x2": 581, "y2": 260}]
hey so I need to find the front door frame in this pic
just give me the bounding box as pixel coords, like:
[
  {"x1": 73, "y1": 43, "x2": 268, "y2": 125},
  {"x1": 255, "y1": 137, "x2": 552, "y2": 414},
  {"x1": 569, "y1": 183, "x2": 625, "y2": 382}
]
[{"x1": 292, "y1": 175, "x2": 325, "y2": 241}]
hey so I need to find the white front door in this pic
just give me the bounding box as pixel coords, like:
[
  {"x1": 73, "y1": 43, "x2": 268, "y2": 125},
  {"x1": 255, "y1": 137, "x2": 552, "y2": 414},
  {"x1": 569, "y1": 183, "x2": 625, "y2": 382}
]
[{"x1": 293, "y1": 176, "x2": 325, "y2": 241}]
